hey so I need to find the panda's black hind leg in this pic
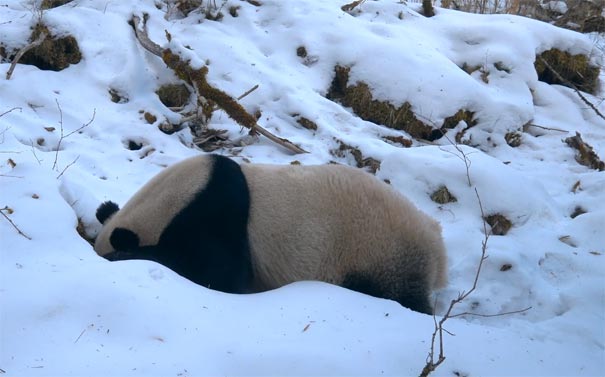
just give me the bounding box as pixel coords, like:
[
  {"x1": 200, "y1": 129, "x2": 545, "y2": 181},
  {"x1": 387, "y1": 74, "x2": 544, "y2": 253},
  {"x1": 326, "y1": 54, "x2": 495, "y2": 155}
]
[
  {"x1": 394, "y1": 288, "x2": 433, "y2": 315},
  {"x1": 342, "y1": 272, "x2": 433, "y2": 315}
]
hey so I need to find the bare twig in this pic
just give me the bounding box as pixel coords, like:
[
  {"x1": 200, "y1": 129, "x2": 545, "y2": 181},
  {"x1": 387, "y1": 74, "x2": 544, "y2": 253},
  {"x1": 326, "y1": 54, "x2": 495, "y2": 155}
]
[
  {"x1": 420, "y1": 187, "x2": 489, "y2": 377},
  {"x1": 538, "y1": 56, "x2": 605, "y2": 121},
  {"x1": 524, "y1": 123, "x2": 568, "y2": 133},
  {"x1": 420, "y1": 141, "x2": 532, "y2": 376},
  {"x1": 52, "y1": 101, "x2": 95, "y2": 171},
  {"x1": 0, "y1": 107, "x2": 22, "y2": 118},
  {"x1": 52, "y1": 99, "x2": 64, "y2": 170},
  {"x1": 30, "y1": 139, "x2": 42, "y2": 165},
  {"x1": 0, "y1": 127, "x2": 10, "y2": 144},
  {"x1": 6, "y1": 31, "x2": 47, "y2": 80},
  {"x1": 439, "y1": 133, "x2": 473, "y2": 187},
  {"x1": 74, "y1": 328, "x2": 86, "y2": 343},
  {"x1": 130, "y1": 15, "x2": 307, "y2": 154},
  {"x1": 449, "y1": 306, "x2": 532, "y2": 318},
  {"x1": 237, "y1": 84, "x2": 259, "y2": 101},
  {"x1": 0, "y1": 206, "x2": 32, "y2": 240},
  {"x1": 65, "y1": 109, "x2": 96, "y2": 138},
  {"x1": 56, "y1": 155, "x2": 80, "y2": 179}
]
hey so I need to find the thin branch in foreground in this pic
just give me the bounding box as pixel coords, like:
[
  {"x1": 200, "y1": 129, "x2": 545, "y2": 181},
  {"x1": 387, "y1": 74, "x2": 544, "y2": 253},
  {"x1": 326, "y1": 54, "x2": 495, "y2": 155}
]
[
  {"x1": 30, "y1": 139, "x2": 42, "y2": 165},
  {"x1": 420, "y1": 187, "x2": 490, "y2": 377},
  {"x1": 420, "y1": 140, "x2": 533, "y2": 377},
  {"x1": 449, "y1": 306, "x2": 532, "y2": 318},
  {"x1": 52, "y1": 101, "x2": 95, "y2": 171},
  {"x1": 130, "y1": 15, "x2": 307, "y2": 154},
  {"x1": 56, "y1": 155, "x2": 80, "y2": 179},
  {"x1": 5, "y1": 31, "x2": 47, "y2": 80},
  {"x1": 438, "y1": 132, "x2": 474, "y2": 187},
  {"x1": 0, "y1": 207, "x2": 32, "y2": 240},
  {"x1": 65, "y1": 109, "x2": 96, "y2": 138}
]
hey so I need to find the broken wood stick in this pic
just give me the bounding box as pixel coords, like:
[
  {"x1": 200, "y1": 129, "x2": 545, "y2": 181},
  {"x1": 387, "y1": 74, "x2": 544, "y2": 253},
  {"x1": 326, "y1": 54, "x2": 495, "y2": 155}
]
[
  {"x1": 6, "y1": 31, "x2": 47, "y2": 80},
  {"x1": 130, "y1": 15, "x2": 307, "y2": 154}
]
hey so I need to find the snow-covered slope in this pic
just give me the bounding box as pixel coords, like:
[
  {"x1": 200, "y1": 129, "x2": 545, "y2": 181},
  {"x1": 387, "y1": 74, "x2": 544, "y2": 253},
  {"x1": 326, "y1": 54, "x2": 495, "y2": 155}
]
[{"x1": 1, "y1": 0, "x2": 604, "y2": 376}]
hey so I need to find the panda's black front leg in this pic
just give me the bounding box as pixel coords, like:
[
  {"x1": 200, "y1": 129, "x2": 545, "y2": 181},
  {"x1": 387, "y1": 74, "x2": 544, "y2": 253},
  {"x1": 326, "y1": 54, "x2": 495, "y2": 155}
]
[
  {"x1": 102, "y1": 246, "x2": 164, "y2": 263},
  {"x1": 174, "y1": 237, "x2": 253, "y2": 295}
]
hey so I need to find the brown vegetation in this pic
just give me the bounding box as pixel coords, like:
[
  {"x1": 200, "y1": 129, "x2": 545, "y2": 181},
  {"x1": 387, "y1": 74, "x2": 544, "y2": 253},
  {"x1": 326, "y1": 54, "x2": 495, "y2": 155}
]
[
  {"x1": 19, "y1": 23, "x2": 81, "y2": 72},
  {"x1": 535, "y1": 49, "x2": 599, "y2": 95},
  {"x1": 564, "y1": 132, "x2": 605, "y2": 171}
]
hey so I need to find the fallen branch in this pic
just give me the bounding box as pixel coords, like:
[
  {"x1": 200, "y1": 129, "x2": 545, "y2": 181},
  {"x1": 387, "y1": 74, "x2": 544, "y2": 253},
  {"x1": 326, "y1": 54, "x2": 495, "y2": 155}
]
[
  {"x1": 237, "y1": 84, "x2": 259, "y2": 101},
  {"x1": 180, "y1": 84, "x2": 260, "y2": 127},
  {"x1": 0, "y1": 206, "x2": 32, "y2": 240},
  {"x1": 130, "y1": 15, "x2": 307, "y2": 154},
  {"x1": 538, "y1": 56, "x2": 605, "y2": 122},
  {"x1": 5, "y1": 31, "x2": 47, "y2": 80},
  {"x1": 74, "y1": 328, "x2": 86, "y2": 344},
  {"x1": 523, "y1": 123, "x2": 568, "y2": 133}
]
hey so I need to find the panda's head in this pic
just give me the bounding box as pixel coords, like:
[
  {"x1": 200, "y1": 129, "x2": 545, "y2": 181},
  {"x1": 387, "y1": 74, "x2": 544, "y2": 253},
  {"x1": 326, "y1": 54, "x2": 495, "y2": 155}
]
[
  {"x1": 93, "y1": 154, "x2": 220, "y2": 259},
  {"x1": 95, "y1": 201, "x2": 141, "y2": 255}
]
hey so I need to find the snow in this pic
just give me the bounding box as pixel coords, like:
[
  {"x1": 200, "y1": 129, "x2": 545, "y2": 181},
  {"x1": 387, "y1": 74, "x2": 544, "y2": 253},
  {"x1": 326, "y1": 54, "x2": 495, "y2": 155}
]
[{"x1": 1, "y1": 0, "x2": 604, "y2": 376}]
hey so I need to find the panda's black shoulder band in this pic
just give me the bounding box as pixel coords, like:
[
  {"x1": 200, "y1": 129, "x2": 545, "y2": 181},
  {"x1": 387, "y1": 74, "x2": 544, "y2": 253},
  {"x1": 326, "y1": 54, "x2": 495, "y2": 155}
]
[{"x1": 96, "y1": 201, "x2": 120, "y2": 224}]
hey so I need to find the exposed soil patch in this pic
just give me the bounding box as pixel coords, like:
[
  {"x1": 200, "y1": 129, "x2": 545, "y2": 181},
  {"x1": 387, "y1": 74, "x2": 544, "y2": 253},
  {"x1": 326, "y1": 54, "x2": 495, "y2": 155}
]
[
  {"x1": 484, "y1": 213, "x2": 512, "y2": 236},
  {"x1": 431, "y1": 186, "x2": 457, "y2": 204},
  {"x1": 331, "y1": 140, "x2": 381, "y2": 173},
  {"x1": 157, "y1": 83, "x2": 191, "y2": 108},
  {"x1": 20, "y1": 23, "x2": 81, "y2": 71}
]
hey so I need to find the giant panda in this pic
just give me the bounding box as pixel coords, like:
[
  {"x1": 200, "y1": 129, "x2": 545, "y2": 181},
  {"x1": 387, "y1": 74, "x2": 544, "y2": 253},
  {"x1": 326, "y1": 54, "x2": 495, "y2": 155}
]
[{"x1": 94, "y1": 154, "x2": 447, "y2": 314}]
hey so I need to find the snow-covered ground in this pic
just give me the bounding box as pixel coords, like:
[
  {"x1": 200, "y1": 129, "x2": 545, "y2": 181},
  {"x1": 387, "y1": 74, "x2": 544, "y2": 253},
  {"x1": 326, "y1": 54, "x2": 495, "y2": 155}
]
[{"x1": 1, "y1": 0, "x2": 604, "y2": 375}]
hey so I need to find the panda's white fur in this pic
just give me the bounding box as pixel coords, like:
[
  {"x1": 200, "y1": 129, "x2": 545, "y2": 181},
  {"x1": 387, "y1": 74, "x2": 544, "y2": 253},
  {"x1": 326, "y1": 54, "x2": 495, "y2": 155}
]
[
  {"x1": 94, "y1": 154, "x2": 447, "y2": 314},
  {"x1": 242, "y1": 163, "x2": 447, "y2": 291}
]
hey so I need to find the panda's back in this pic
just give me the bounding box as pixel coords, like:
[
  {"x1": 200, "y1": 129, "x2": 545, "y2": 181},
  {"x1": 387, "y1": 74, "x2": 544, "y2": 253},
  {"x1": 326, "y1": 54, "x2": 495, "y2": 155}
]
[{"x1": 240, "y1": 163, "x2": 440, "y2": 290}]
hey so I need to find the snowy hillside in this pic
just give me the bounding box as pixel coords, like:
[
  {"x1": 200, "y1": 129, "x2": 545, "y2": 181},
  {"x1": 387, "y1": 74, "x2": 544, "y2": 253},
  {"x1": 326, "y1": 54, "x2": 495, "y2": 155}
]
[{"x1": 1, "y1": 0, "x2": 604, "y2": 376}]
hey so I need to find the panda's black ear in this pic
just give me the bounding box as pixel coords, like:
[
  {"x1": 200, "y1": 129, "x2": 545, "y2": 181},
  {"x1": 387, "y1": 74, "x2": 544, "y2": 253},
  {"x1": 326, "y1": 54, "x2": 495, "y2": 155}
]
[
  {"x1": 110, "y1": 227, "x2": 140, "y2": 251},
  {"x1": 96, "y1": 201, "x2": 120, "y2": 224}
]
